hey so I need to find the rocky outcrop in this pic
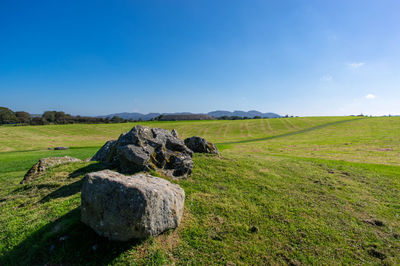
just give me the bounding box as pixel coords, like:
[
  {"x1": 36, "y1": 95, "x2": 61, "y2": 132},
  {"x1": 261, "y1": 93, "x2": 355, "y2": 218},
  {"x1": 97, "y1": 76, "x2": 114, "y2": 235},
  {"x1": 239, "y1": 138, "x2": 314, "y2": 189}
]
[
  {"x1": 81, "y1": 170, "x2": 185, "y2": 241},
  {"x1": 184, "y1": 136, "x2": 219, "y2": 154},
  {"x1": 92, "y1": 140, "x2": 117, "y2": 162},
  {"x1": 91, "y1": 126, "x2": 193, "y2": 178},
  {"x1": 20, "y1": 156, "x2": 81, "y2": 184}
]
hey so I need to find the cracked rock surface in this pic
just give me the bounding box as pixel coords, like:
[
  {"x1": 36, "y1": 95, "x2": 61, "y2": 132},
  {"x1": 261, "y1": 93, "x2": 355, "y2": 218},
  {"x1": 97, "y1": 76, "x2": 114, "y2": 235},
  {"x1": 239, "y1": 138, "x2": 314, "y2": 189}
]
[{"x1": 92, "y1": 125, "x2": 193, "y2": 178}]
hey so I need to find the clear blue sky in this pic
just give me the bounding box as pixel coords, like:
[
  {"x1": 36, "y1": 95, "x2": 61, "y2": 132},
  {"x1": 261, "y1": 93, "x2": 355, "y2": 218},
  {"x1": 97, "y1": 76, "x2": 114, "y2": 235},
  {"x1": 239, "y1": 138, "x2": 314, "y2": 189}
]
[{"x1": 1, "y1": 0, "x2": 399, "y2": 116}]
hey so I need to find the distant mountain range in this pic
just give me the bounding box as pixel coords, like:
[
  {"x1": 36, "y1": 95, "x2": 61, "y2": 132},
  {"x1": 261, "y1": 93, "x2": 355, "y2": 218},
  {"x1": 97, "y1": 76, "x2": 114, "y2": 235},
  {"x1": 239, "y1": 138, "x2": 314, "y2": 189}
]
[
  {"x1": 208, "y1": 110, "x2": 281, "y2": 118},
  {"x1": 98, "y1": 110, "x2": 281, "y2": 120}
]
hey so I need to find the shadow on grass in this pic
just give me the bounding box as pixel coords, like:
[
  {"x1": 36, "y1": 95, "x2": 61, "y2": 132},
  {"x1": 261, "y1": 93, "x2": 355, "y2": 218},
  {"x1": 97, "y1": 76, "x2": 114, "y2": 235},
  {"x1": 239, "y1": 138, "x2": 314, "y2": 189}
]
[
  {"x1": 13, "y1": 183, "x2": 61, "y2": 193},
  {"x1": 39, "y1": 180, "x2": 83, "y2": 203},
  {"x1": 68, "y1": 162, "x2": 105, "y2": 178},
  {"x1": 39, "y1": 163, "x2": 105, "y2": 203},
  {"x1": 0, "y1": 207, "x2": 143, "y2": 265}
]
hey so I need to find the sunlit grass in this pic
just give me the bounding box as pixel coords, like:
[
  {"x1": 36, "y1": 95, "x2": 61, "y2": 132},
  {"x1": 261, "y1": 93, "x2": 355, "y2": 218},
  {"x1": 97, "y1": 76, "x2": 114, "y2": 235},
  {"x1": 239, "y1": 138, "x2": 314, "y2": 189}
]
[{"x1": 1, "y1": 116, "x2": 399, "y2": 264}]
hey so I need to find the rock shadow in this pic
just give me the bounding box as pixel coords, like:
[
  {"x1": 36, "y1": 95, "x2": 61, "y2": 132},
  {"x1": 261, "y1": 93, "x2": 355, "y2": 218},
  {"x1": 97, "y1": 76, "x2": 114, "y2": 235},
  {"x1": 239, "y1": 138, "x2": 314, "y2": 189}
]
[
  {"x1": 68, "y1": 162, "x2": 105, "y2": 178},
  {"x1": 13, "y1": 183, "x2": 61, "y2": 194},
  {"x1": 0, "y1": 207, "x2": 143, "y2": 265},
  {"x1": 39, "y1": 179, "x2": 83, "y2": 203},
  {"x1": 39, "y1": 163, "x2": 105, "y2": 203}
]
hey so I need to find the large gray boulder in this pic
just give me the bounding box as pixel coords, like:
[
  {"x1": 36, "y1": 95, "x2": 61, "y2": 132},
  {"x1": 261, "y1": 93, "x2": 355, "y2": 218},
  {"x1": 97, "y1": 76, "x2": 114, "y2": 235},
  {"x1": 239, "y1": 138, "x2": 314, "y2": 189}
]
[
  {"x1": 91, "y1": 126, "x2": 193, "y2": 178},
  {"x1": 184, "y1": 136, "x2": 219, "y2": 155},
  {"x1": 81, "y1": 170, "x2": 185, "y2": 241}
]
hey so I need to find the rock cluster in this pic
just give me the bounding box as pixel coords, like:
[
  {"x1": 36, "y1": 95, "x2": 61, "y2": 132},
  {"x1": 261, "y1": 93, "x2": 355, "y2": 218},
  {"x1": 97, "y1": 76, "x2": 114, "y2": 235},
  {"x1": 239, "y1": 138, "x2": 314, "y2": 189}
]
[
  {"x1": 21, "y1": 127, "x2": 221, "y2": 241},
  {"x1": 21, "y1": 156, "x2": 81, "y2": 184},
  {"x1": 91, "y1": 125, "x2": 193, "y2": 178},
  {"x1": 81, "y1": 170, "x2": 185, "y2": 241},
  {"x1": 184, "y1": 136, "x2": 219, "y2": 155}
]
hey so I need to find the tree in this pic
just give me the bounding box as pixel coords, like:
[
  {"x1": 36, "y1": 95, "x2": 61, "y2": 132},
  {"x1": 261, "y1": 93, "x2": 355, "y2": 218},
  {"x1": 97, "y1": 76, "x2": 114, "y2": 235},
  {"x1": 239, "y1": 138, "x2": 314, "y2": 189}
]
[
  {"x1": 154, "y1": 115, "x2": 164, "y2": 121},
  {"x1": 43, "y1": 111, "x2": 56, "y2": 123},
  {"x1": 15, "y1": 111, "x2": 31, "y2": 124},
  {"x1": 111, "y1": 116, "x2": 124, "y2": 123},
  {"x1": 31, "y1": 117, "x2": 46, "y2": 125},
  {"x1": 0, "y1": 107, "x2": 17, "y2": 124},
  {"x1": 55, "y1": 111, "x2": 66, "y2": 123}
]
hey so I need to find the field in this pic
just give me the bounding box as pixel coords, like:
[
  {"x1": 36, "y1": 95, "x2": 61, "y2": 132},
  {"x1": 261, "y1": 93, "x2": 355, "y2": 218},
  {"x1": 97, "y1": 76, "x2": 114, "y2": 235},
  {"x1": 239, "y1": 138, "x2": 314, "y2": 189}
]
[{"x1": 0, "y1": 116, "x2": 399, "y2": 265}]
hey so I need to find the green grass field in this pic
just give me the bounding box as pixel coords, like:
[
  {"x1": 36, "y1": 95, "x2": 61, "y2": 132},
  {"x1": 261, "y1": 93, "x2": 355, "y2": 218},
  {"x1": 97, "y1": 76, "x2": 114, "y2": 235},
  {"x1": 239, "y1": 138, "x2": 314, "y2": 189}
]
[{"x1": 1, "y1": 117, "x2": 399, "y2": 265}]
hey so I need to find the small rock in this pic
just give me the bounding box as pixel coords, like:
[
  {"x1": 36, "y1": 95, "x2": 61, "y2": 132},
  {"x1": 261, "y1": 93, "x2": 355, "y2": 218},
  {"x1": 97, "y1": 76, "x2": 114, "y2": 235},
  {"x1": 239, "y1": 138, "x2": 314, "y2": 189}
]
[
  {"x1": 184, "y1": 136, "x2": 219, "y2": 154},
  {"x1": 54, "y1": 147, "x2": 69, "y2": 150}
]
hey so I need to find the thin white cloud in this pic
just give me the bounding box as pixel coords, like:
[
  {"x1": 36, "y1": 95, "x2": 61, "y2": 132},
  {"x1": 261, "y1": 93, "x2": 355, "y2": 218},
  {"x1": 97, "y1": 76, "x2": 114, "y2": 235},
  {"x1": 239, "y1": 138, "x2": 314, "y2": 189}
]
[
  {"x1": 348, "y1": 62, "x2": 365, "y2": 69},
  {"x1": 320, "y1": 75, "x2": 333, "y2": 82},
  {"x1": 365, "y1": 94, "x2": 376, "y2": 99}
]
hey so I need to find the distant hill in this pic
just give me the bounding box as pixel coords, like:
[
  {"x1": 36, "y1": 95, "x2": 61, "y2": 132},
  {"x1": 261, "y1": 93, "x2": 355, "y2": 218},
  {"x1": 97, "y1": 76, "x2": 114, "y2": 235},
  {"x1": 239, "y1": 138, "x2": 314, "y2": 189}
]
[
  {"x1": 208, "y1": 110, "x2": 281, "y2": 118},
  {"x1": 98, "y1": 112, "x2": 161, "y2": 120},
  {"x1": 160, "y1": 114, "x2": 214, "y2": 121},
  {"x1": 98, "y1": 110, "x2": 281, "y2": 120}
]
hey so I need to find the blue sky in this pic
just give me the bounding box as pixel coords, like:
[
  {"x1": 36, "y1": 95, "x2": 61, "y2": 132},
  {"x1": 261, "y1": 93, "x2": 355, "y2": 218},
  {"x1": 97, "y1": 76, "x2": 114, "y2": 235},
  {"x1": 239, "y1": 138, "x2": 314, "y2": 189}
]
[{"x1": 1, "y1": 0, "x2": 399, "y2": 116}]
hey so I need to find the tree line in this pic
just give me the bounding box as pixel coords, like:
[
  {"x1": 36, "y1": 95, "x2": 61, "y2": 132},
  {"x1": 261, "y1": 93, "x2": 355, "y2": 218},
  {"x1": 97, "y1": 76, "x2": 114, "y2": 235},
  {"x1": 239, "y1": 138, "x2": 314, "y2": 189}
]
[{"x1": 0, "y1": 107, "x2": 130, "y2": 125}]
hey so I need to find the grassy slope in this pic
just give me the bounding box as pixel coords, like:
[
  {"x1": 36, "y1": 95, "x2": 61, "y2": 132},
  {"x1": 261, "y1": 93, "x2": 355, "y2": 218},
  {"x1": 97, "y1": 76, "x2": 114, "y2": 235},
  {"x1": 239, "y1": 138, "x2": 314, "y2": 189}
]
[
  {"x1": 0, "y1": 117, "x2": 351, "y2": 152},
  {"x1": 0, "y1": 117, "x2": 399, "y2": 265},
  {"x1": 232, "y1": 116, "x2": 400, "y2": 165}
]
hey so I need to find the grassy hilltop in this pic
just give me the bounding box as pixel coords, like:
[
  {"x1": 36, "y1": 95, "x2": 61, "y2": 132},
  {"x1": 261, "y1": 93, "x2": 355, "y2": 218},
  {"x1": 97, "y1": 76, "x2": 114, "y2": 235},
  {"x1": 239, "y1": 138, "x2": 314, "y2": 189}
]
[{"x1": 0, "y1": 116, "x2": 399, "y2": 264}]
